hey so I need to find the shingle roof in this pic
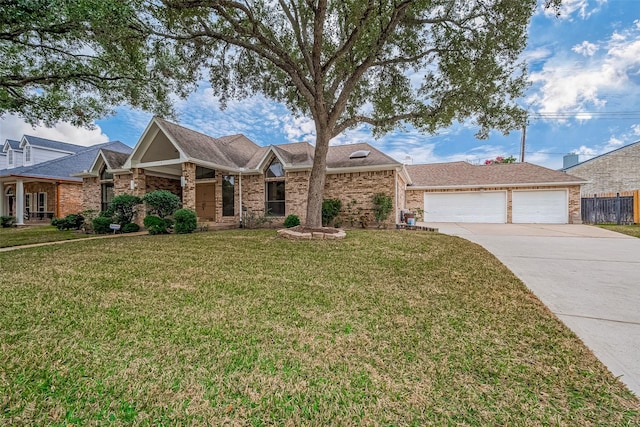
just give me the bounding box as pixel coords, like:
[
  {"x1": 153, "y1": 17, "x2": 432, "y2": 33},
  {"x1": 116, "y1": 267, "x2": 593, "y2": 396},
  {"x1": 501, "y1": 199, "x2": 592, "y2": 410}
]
[
  {"x1": 22, "y1": 135, "x2": 87, "y2": 153},
  {"x1": 406, "y1": 162, "x2": 587, "y2": 187},
  {"x1": 3, "y1": 139, "x2": 21, "y2": 151},
  {"x1": 0, "y1": 141, "x2": 131, "y2": 181},
  {"x1": 326, "y1": 143, "x2": 400, "y2": 168},
  {"x1": 101, "y1": 148, "x2": 131, "y2": 170}
]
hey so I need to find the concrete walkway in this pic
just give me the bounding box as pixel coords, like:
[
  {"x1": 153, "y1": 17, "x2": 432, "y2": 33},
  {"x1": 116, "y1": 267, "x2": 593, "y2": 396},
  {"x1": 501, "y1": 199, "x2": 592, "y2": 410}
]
[{"x1": 426, "y1": 223, "x2": 640, "y2": 397}]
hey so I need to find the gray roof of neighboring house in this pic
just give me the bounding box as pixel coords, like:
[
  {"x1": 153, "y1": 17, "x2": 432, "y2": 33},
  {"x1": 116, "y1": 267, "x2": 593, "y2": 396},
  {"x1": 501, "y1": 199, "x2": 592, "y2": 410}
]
[
  {"x1": 562, "y1": 140, "x2": 640, "y2": 171},
  {"x1": 406, "y1": 161, "x2": 587, "y2": 187},
  {"x1": 3, "y1": 139, "x2": 22, "y2": 151},
  {"x1": 0, "y1": 141, "x2": 131, "y2": 181},
  {"x1": 22, "y1": 135, "x2": 87, "y2": 153}
]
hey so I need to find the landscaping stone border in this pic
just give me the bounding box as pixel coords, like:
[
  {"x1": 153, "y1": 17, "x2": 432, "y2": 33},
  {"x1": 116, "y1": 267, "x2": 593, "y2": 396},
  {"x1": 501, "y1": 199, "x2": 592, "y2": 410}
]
[{"x1": 277, "y1": 227, "x2": 346, "y2": 240}]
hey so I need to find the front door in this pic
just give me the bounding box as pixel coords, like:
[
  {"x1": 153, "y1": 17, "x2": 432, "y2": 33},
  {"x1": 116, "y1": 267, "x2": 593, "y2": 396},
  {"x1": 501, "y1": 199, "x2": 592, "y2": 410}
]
[{"x1": 196, "y1": 183, "x2": 216, "y2": 221}]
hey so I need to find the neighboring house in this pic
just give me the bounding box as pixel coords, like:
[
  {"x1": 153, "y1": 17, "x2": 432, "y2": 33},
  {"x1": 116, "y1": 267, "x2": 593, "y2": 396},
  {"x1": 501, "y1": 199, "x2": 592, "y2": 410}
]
[
  {"x1": 404, "y1": 162, "x2": 587, "y2": 224},
  {"x1": 0, "y1": 140, "x2": 132, "y2": 225},
  {"x1": 562, "y1": 140, "x2": 640, "y2": 196},
  {"x1": 76, "y1": 117, "x2": 409, "y2": 227}
]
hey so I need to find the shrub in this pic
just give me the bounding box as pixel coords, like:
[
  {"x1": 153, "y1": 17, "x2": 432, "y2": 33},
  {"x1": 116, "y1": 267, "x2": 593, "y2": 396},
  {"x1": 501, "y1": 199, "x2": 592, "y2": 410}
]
[
  {"x1": 173, "y1": 208, "x2": 197, "y2": 234},
  {"x1": 143, "y1": 190, "x2": 181, "y2": 218},
  {"x1": 1, "y1": 216, "x2": 16, "y2": 228},
  {"x1": 322, "y1": 198, "x2": 342, "y2": 227},
  {"x1": 92, "y1": 216, "x2": 113, "y2": 234},
  {"x1": 283, "y1": 214, "x2": 300, "y2": 228},
  {"x1": 372, "y1": 193, "x2": 393, "y2": 226},
  {"x1": 122, "y1": 223, "x2": 140, "y2": 233},
  {"x1": 51, "y1": 213, "x2": 84, "y2": 230},
  {"x1": 110, "y1": 194, "x2": 143, "y2": 225},
  {"x1": 144, "y1": 215, "x2": 172, "y2": 235}
]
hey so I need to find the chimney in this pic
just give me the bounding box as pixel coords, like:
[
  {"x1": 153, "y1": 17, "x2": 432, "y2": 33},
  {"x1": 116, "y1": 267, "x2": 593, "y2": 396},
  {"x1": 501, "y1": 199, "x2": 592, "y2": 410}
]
[{"x1": 563, "y1": 153, "x2": 579, "y2": 169}]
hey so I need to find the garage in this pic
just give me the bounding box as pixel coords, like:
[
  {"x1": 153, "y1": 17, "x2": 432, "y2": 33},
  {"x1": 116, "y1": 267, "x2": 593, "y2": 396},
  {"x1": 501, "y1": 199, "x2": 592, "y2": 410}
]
[
  {"x1": 512, "y1": 190, "x2": 568, "y2": 224},
  {"x1": 424, "y1": 191, "x2": 507, "y2": 223}
]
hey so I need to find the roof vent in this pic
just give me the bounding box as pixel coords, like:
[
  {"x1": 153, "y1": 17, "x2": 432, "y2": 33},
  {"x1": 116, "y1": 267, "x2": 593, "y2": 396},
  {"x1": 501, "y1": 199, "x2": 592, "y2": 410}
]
[{"x1": 349, "y1": 150, "x2": 370, "y2": 159}]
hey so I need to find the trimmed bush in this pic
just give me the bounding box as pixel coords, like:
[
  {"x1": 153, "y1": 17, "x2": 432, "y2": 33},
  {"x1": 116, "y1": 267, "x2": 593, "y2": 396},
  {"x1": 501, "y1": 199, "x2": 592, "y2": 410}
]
[
  {"x1": 283, "y1": 214, "x2": 300, "y2": 228},
  {"x1": 1, "y1": 216, "x2": 16, "y2": 228},
  {"x1": 173, "y1": 208, "x2": 197, "y2": 234},
  {"x1": 122, "y1": 223, "x2": 140, "y2": 233},
  {"x1": 322, "y1": 198, "x2": 342, "y2": 226},
  {"x1": 51, "y1": 214, "x2": 84, "y2": 230},
  {"x1": 143, "y1": 215, "x2": 172, "y2": 235},
  {"x1": 92, "y1": 216, "x2": 112, "y2": 234},
  {"x1": 110, "y1": 194, "x2": 143, "y2": 225},
  {"x1": 143, "y1": 190, "x2": 181, "y2": 218}
]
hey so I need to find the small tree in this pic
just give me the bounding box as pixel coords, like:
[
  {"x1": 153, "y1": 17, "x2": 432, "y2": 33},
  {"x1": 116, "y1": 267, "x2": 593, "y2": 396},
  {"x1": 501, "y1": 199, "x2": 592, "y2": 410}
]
[
  {"x1": 143, "y1": 190, "x2": 181, "y2": 218},
  {"x1": 322, "y1": 199, "x2": 342, "y2": 227},
  {"x1": 110, "y1": 194, "x2": 143, "y2": 226},
  {"x1": 372, "y1": 193, "x2": 393, "y2": 227},
  {"x1": 173, "y1": 208, "x2": 197, "y2": 234}
]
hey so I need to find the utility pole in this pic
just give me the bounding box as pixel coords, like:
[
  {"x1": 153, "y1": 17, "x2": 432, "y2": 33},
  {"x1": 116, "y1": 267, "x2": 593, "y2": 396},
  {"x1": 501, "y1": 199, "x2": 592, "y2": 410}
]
[{"x1": 520, "y1": 122, "x2": 527, "y2": 163}]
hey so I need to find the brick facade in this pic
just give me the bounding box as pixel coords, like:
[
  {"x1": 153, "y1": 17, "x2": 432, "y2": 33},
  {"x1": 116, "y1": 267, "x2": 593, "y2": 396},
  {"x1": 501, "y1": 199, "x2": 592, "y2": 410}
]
[
  {"x1": 82, "y1": 177, "x2": 101, "y2": 212},
  {"x1": 406, "y1": 184, "x2": 582, "y2": 224},
  {"x1": 181, "y1": 163, "x2": 196, "y2": 210},
  {"x1": 565, "y1": 143, "x2": 640, "y2": 196},
  {"x1": 58, "y1": 183, "x2": 83, "y2": 217}
]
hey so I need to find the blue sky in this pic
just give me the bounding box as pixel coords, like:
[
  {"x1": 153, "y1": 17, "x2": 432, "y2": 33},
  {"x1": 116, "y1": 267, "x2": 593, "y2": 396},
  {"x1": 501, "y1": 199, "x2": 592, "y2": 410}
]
[{"x1": 1, "y1": 0, "x2": 639, "y2": 169}]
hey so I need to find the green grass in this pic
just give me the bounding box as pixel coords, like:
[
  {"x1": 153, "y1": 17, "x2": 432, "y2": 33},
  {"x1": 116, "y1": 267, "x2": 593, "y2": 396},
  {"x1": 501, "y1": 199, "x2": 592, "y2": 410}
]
[
  {"x1": 0, "y1": 230, "x2": 638, "y2": 425},
  {"x1": 598, "y1": 224, "x2": 640, "y2": 238},
  {"x1": 0, "y1": 225, "x2": 96, "y2": 248}
]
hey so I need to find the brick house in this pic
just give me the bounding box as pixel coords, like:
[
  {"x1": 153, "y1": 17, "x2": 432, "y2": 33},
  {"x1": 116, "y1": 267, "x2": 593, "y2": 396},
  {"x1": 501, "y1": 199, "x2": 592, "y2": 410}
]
[
  {"x1": 0, "y1": 136, "x2": 131, "y2": 225},
  {"x1": 77, "y1": 117, "x2": 409, "y2": 227},
  {"x1": 404, "y1": 162, "x2": 586, "y2": 224},
  {"x1": 562, "y1": 141, "x2": 640, "y2": 196}
]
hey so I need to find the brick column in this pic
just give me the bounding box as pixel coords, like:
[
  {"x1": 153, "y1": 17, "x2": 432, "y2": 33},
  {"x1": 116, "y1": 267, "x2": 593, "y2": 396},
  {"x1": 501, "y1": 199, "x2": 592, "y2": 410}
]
[
  {"x1": 132, "y1": 168, "x2": 146, "y2": 198},
  {"x1": 182, "y1": 162, "x2": 196, "y2": 210}
]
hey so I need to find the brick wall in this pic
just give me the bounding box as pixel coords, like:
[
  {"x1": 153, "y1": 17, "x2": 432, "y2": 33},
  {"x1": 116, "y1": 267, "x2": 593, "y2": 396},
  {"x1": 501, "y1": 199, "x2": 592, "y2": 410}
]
[
  {"x1": 82, "y1": 177, "x2": 101, "y2": 213},
  {"x1": 406, "y1": 185, "x2": 582, "y2": 224},
  {"x1": 566, "y1": 143, "x2": 640, "y2": 195},
  {"x1": 23, "y1": 182, "x2": 56, "y2": 214},
  {"x1": 58, "y1": 183, "x2": 83, "y2": 216},
  {"x1": 114, "y1": 173, "x2": 133, "y2": 197},
  {"x1": 146, "y1": 175, "x2": 181, "y2": 197},
  {"x1": 285, "y1": 171, "x2": 310, "y2": 222},
  {"x1": 241, "y1": 174, "x2": 266, "y2": 216},
  {"x1": 182, "y1": 163, "x2": 196, "y2": 210}
]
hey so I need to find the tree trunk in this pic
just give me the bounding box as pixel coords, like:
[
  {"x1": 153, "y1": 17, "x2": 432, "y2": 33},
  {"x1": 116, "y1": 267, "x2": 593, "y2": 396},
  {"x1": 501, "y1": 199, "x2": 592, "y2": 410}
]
[{"x1": 305, "y1": 125, "x2": 331, "y2": 227}]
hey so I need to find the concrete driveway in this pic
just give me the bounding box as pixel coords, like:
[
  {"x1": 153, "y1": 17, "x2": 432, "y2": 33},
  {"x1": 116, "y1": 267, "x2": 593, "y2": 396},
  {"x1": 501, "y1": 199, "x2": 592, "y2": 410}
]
[{"x1": 426, "y1": 223, "x2": 640, "y2": 397}]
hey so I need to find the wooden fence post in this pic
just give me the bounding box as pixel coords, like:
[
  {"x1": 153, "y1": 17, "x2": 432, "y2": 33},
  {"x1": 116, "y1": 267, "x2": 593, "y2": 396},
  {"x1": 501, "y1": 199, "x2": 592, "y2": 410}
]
[{"x1": 633, "y1": 190, "x2": 640, "y2": 224}]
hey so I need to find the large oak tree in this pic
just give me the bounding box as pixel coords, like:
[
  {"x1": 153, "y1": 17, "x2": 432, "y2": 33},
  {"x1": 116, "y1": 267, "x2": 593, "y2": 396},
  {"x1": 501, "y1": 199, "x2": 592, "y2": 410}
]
[
  {"x1": 0, "y1": 0, "x2": 192, "y2": 127},
  {"x1": 156, "y1": 0, "x2": 559, "y2": 227}
]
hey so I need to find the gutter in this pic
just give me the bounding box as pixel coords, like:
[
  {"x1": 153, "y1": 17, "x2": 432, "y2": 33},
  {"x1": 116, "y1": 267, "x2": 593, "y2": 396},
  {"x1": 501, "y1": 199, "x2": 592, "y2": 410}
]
[{"x1": 407, "y1": 181, "x2": 588, "y2": 190}]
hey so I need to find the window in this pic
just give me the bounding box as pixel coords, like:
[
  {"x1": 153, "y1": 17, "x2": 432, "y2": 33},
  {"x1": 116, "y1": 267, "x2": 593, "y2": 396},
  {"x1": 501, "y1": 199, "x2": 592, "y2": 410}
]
[
  {"x1": 37, "y1": 192, "x2": 47, "y2": 212},
  {"x1": 266, "y1": 158, "x2": 284, "y2": 178},
  {"x1": 196, "y1": 166, "x2": 215, "y2": 179},
  {"x1": 101, "y1": 183, "x2": 114, "y2": 212},
  {"x1": 7, "y1": 149, "x2": 13, "y2": 166},
  {"x1": 222, "y1": 175, "x2": 235, "y2": 216},
  {"x1": 24, "y1": 145, "x2": 31, "y2": 164},
  {"x1": 265, "y1": 158, "x2": 285, "y2": 216},
  {"x1": 100, "y1": 165, "x2": 113, "y2": 180}
]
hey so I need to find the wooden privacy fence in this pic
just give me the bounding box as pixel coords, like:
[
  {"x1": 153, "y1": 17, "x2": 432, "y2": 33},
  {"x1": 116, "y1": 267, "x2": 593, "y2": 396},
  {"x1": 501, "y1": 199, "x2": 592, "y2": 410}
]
[{"x1": 581, "y1": 190, "x2": 639, "y2": 224}]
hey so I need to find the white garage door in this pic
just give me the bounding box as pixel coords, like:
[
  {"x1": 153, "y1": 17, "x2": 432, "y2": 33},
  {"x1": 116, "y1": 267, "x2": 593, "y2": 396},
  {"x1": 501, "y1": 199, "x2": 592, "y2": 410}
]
[
  {"x1": 512, "y1": 190, "x2": 568, "y2": 224},
  {"x1": 424, "y1": 191, "x2": 507, "y2": 223}
]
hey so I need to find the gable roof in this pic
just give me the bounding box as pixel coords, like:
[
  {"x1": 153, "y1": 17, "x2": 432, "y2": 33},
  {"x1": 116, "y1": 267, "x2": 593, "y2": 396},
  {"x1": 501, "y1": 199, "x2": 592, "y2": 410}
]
[
  {"x1": 101, "y1": 148, "x2": 131, "y2": 170},
  {"x1": 0, "y1": 141, "x2": 131, "y2": 182},
  {"x1": 3, "y1": 139, "x2": 21, "y2": 152},
  {"x1": 562, "y1": 140, "x2": 640, "y2": 171},
  {"x1": 406, "y1": 161, "x2": 587, "y2": 188},
  {"x1": 20, "y1": 135, "x2": 87, "y2": 154}
]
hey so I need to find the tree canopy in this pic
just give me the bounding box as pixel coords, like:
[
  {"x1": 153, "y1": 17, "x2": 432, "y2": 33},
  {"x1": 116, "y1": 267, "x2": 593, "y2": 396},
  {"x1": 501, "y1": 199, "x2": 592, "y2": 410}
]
[
  {"x1": 0, "y1": 0, "x2": 193, "y2": 127},
  {"x1": 155, "y1": 0, "x2": 560, "y2": 226}
]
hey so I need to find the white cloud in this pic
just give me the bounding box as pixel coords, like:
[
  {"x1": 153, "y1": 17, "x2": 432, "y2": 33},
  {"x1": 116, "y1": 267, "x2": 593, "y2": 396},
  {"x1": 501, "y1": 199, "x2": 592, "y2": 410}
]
[
  {"x1": 544, "y1": 0, "x2": 606, "y2": 20},
  {"x1": 572, "y1": 41, "x2": 598, "y2": 56},
  {"x1": 0, "y1": 114, "x2": 109, "y2": 147},
  {"x1": 528, "y1": 22, "x2": 640, "y2": 118},
  {"x1": 631, "y1": 124, "x2": 640, "y2": 135}
]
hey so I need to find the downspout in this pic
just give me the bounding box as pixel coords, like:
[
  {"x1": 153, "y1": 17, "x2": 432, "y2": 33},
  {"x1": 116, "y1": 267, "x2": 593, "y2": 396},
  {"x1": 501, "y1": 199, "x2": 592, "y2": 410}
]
[
  {"x1": 56, "y1": 182, "x2": 61, "y2": 217},
  {"x1": 394, "y1": 169, "x2": 399, "y2": 224},
  {"x1": 238, "y1": 170, "x2": 243, "y2": 227}
]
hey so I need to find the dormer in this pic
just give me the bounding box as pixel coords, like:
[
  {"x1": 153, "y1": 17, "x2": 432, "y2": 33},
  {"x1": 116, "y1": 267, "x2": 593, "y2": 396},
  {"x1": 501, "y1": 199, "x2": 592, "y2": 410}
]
[{"x1": 3, "y1": 139, "x2": 23, "y2": 169}]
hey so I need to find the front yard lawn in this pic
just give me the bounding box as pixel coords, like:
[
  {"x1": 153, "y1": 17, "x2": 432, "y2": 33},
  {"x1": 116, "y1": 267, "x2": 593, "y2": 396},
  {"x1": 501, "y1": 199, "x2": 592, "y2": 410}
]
[
  {"x1": 0, "y1": 225, "x2": 94, "y2": 248},
  {"x1": 0, "y1": 230, "x2": 638, "y2": 425},
  {"x1": 598, "y1": 224, "x2": 640, "y2": 238}
]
